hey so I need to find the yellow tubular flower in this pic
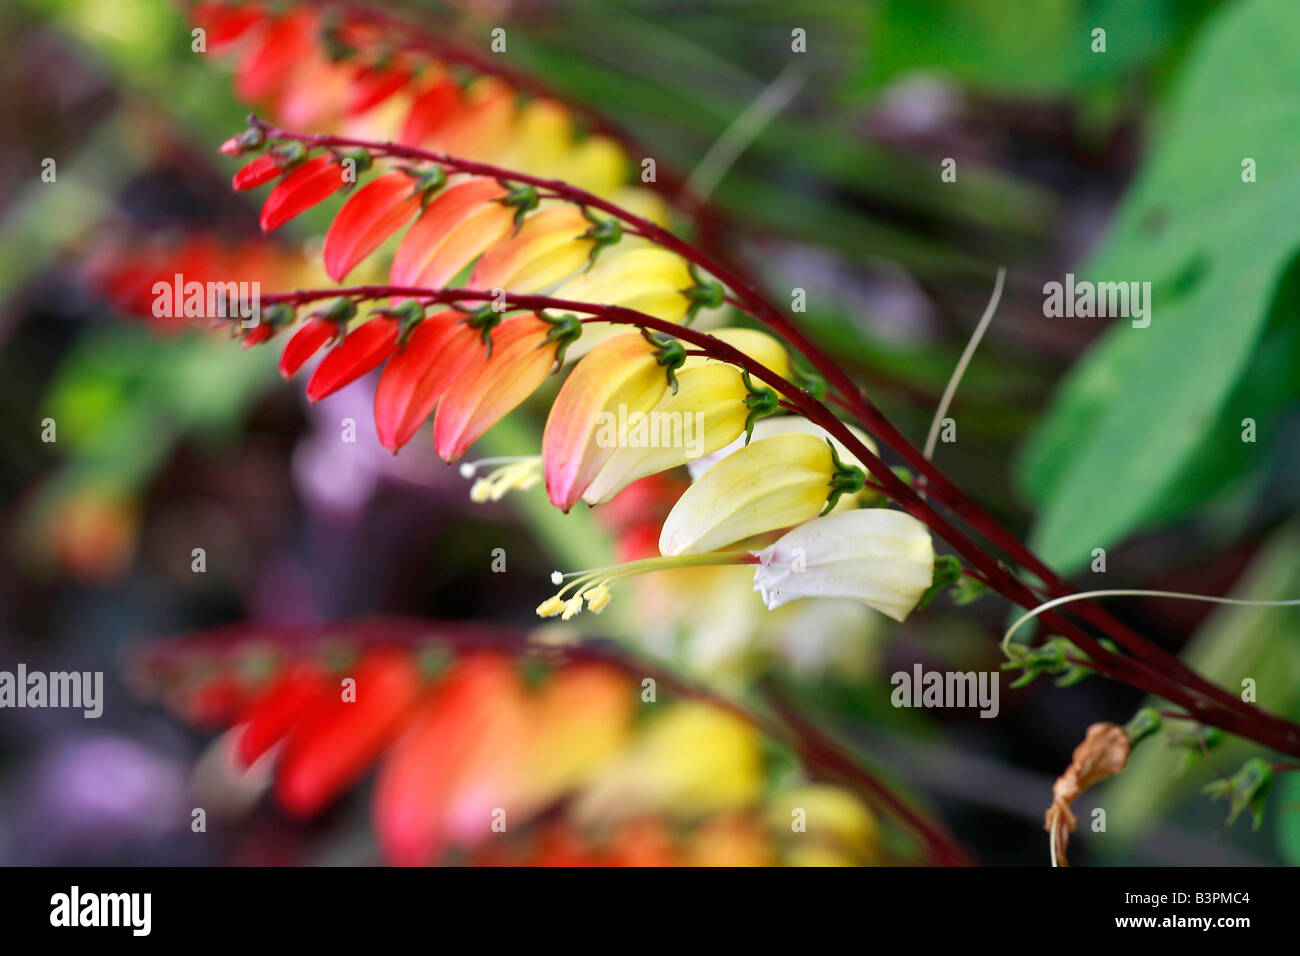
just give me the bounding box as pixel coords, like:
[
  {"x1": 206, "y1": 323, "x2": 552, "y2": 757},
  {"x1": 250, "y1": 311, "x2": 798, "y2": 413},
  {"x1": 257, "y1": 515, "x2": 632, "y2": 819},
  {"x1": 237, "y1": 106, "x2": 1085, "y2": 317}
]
[
  {"x1": 542, "y1": 333, "x2": 675, "y2": 511},
  {"x1": 659, "y1": 431, "x2": 864, "y2": 556},
  {"x1": 766, "y1": 784, "x2": 880, "y2": 864},
  {"x1": 572, "y1": 702, "x2": 764, "y2": 824},
  {"x1": 517, "y1": 662, "x2": 633, "y2": 815},
  {"x1": 553, "y1": 247, "x2": 694, "y2": 360},
  {"x1": 467, "y1": 205, "x2": 594, "y2": 292},
  {"x1": 581, "y1": 329, "x2": 791, "y2": 504},
  {"x1": 691, "y1": 415, "x2": 877, "y2": 481}
]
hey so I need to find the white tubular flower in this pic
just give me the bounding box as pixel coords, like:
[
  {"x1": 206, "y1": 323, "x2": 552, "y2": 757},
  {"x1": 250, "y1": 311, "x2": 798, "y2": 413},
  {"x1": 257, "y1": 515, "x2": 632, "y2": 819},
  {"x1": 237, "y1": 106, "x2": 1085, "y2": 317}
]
[{"x1": 751, "y1": 509, "x2": 935, "y2": 621}]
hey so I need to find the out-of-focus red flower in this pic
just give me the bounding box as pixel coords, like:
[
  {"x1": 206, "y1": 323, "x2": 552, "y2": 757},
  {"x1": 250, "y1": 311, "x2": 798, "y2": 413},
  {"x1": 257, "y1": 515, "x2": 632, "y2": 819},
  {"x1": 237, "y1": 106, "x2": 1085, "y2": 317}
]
[
  {"x1": 135, "y1": 622, "x2": 888, "y2": 866},
  {"x1": 274, "y1": 647, "x2": 423, "y2": 817},
  {"x1": 234, "y1": 663, "x2": 330, "y2": 768},
  {"x1": 374, "y1": 653, "x2": 530, "y2": 865}
]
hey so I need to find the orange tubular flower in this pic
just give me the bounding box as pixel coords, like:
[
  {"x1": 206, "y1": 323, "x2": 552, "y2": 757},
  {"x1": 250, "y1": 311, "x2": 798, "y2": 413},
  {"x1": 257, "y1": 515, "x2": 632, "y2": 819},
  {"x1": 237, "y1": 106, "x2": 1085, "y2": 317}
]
[
  {"x1": 372, "y1": 309, "x2": 467, "y2": 452},
  {"x1": 373, "y1": 654, "x2": 526, "y2": 866},
  {"x1": 466, "y1": 206, "x2": 594, "y2": 293},
  {"x1": 432, "y1": 314, "x2": 581, "y2": 462},
  {"x1": 232, "y1": 9, "x2": 316, "y2": 104},
  {"x1": 389, "y1": 177, "x2": 512, "y2": 290},
  {"x1": 323, "y1": 171, "x2": 426, "y2": 282}
]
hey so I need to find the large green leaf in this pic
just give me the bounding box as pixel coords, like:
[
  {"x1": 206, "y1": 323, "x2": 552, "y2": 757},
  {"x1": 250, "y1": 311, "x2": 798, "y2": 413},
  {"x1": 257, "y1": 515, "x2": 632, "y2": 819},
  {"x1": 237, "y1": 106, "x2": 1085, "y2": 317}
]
[
  {"x1": 1019, "y1": 0, "x2": 1300, "y2": 571},
  {"x1": 851, "y1": 0, "x2": 1191, "y2": 96}
]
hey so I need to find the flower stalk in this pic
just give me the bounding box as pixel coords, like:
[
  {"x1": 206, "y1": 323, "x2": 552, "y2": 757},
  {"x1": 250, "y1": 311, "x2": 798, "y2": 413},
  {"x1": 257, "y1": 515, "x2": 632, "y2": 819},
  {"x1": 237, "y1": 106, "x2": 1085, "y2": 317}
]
[{"x1": 249, "y1": 279, "x2": 1300, "y2": 759}]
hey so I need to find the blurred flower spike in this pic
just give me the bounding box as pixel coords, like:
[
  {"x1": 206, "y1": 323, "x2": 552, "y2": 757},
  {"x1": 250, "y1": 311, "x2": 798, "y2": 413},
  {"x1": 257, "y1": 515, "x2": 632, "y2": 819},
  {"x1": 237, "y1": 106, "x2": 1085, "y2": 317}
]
[{"x1": 132, "y1": 622, "x2": 887, "y2": 866}]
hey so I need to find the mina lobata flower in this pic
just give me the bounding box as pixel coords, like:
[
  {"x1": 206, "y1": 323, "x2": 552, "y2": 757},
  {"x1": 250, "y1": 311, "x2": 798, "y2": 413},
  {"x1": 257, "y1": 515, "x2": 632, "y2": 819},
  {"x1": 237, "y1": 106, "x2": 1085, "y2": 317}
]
[
  {"x1": 750, "y1": 509, "x2": 934, "y2": 621},
  {"x1": 580, "y1": 328, "x2": 791, "y2": 505},
  {"x1": 658, "y1": 430, "x2": 868, "y2": 557}
]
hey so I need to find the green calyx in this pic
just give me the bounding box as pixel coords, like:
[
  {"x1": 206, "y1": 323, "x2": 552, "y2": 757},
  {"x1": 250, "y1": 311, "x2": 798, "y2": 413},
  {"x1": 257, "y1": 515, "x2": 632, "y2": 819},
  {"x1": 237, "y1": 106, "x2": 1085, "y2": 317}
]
[
  {"x1": 259, "y1": 302, "x2": 296, "y2": 330},
  {"x1": 232, "y1": 125, "x2": 267, "y2": 155},
  {"x1": 821, "y1": 440, "x2": 866, "y2": 514},
  {"x1": 465, "y1": 303, "x2": 505, "y2": 353},
  {"x1": 642, "y1": 330, "x2": 686, "y2": 394},
  {"x1": 1001, "y1": 636, "x2": 1117, "y2": 689},
  {"x1": 581, "y1": 209, "x2": 622, "y2": 269},
  {"x1": 371, "y1": 299, "x2": 426, "y2": 344},
  {"x1": 681, "y1": 275, "x2": 725, "y2": 324},
  {"x1": 790, "y1": 356, "x2": 828, "y2": 401},
  {"x1": 498, "y1": 182, "x2": 540, "y2": 230},
  {"x1": 337, "y1": 147, "x2": 373, "y2": 178},
  {"x1": 917, "y1": 554, "x2": 963, "y2": 610},
  {"x1": 311, "y1": 296, "x2": 357, "y2": 333},
  {"x1": 1204, "y1": 758, "x2": 1273, "y2": 831},
  {"x1": 409, "y1": 165, "x2": 447, "y2": 208},
  {"x1": 1123, "y1": 707, "x2": 1163, "y2": 747},
  {"x1": 270, "y1": 139, "x2": 306, "y2": 170},
  {"x1": 539, "y1": 312, "x2": 583, "y2": 367},
  {"x1": 741, "y1": 370, "x2": 779, "y2": 444},
  {"x1": 319, "y1": 13, "x2": 356, "y2": 62}
]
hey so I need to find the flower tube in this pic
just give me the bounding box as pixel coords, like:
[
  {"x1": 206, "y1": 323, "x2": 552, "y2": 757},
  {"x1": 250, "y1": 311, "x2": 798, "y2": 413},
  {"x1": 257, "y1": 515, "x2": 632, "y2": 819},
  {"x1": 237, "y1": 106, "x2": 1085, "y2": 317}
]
[{"x1": 751, "y1": 509, "x2": 934, "y2": 621}]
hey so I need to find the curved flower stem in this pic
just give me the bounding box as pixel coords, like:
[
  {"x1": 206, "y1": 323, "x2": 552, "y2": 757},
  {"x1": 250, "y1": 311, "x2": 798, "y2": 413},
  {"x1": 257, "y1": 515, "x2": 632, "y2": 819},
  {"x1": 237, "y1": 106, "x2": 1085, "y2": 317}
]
[{"x1": 257, "y1": 283, "x2": 1300, "y2": 758}]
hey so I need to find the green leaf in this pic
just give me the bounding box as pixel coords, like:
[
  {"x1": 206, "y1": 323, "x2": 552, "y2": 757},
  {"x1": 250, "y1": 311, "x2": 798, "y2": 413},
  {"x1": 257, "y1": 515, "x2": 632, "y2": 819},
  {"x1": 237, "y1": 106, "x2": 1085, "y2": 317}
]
[
  {"x1": 1020, "y1": 0, "x2": 1300, "y2": 571},
  {"x1": 1278, "y1": 772, "x2": 1300, "y2": 865},
  {"x1": 851, "y1": 0, "x2": 1186, "y2": 97}
]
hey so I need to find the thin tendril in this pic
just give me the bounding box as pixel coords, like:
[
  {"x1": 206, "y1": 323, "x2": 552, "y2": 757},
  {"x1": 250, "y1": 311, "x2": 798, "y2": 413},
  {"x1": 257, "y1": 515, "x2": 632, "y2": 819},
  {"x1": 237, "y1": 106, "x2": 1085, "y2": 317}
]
[{"x1": 1003, "y1": 589, "x2": 1300, "y2": 655}]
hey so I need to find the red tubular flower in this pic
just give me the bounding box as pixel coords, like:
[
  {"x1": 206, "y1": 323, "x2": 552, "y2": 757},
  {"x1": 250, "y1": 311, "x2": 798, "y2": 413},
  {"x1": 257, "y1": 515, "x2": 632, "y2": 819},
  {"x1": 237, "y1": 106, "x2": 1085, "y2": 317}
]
[
  {"x1": 323, "y1": 172, "x2": 424, "y2": 282},
  {"x1": 305, "y1": 316, "x2": 401, "y2": 403},
  {"x1": 274, "y1": 648, "x2": 423, "y2": 819},
  {"x1": 528, "y1": 824, "x2": 607, "y2": 867},
  {"x1": 373, "y1": 653, "x2": 527, "y2": 866},
  {"x1": 192, "y1": 2, "x2": 265, "y2": 53},
  {"x1": 347, "y1": 63, "x2": 411, "y2": 116},
  {"x1": 432, "y1": 315, "x2": 562, "y2": 462},
  {"x1": 400, "y1": 73, "x2": 462, "y2": 146},
  {"x1": 241, "y1": 322, "x2": 274, "y2": 349},
  {"x1": 260, "y1": 156, "x2": 348, "y2": 232},
  {"x1": 232, "y1": 153, "x2": 286, "y2": 191},
  {"x1": 234, "y1": 10, "x2": 316, "y2": 103},
  {"x1": 389, "y1": 177, "x2": 512, "y2": 290},
  {"x1": 372, "y1": 310, "x2": 467, "y2": 452},
  {"x1": 280, "y1": 317, "x2": 336, "y2": 378},
  {"x1": 234, "y1": 663, "x2": 330, "y2": 769},
  {"x1": 176, "y1": 672, "x2": 248, "y2": 731}
]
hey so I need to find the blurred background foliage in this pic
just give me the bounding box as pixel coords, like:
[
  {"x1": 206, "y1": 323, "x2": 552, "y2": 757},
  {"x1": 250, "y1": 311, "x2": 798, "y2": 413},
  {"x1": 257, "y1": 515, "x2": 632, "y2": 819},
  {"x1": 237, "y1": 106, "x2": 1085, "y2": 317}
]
[{"x1": 0, "y1": 0, "x2": 1298, "y2": 865}]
